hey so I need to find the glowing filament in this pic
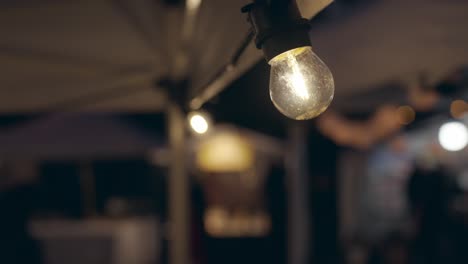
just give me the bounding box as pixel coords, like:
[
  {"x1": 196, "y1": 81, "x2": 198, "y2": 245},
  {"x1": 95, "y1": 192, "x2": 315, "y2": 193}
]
[{"x1": 286, "y1": 55, "x2": 310, "y2": 100}]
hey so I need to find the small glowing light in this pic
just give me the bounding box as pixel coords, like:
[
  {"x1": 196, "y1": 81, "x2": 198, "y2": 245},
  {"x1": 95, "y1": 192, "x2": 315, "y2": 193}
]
[
  {"x1": 450, "y1": 100, "x2": 468, "y2": 119},
  {"x1": 396, "y1": 105, "x2": 416, "y2": 125},
  {"x1": 438, "y1": 121, "x2": 468, "y2": 151},
  {"x1": 188, "y1": 111, "x2": 210, "y2": 134}
]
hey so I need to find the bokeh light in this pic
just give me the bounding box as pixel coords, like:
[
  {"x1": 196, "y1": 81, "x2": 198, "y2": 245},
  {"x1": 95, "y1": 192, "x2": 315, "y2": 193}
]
[
  {"x1": 196, "y1": 131, "x2": 254, "y2": 173},
  {"x1": 438, "y1": 121, "x2": 468, "y2": 151},
  {"x1": 396, "y1": 105, "x2": 416, "y2": 125},
  {"x1": 450, "y1": 100, "x2": 468, "y2": 119},
  {"x1": 188, "y1": 111, "x2": 210, "y2": 134}
]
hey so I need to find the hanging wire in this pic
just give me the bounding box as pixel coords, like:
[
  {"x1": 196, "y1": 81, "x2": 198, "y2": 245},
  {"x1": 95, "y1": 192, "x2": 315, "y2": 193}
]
[{"x1": 189, "y1": 29, "x2": 254, "y2": 110}]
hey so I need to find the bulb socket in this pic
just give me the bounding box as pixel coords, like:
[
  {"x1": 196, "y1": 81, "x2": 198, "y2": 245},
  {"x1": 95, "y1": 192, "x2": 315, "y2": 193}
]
[{"x1": 242, "y1": 0, "x2": 311, "y2": 62}]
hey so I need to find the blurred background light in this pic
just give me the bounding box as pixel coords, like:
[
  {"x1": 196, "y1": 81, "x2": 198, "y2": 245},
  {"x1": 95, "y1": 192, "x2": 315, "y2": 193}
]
[
  {"x1": 450, "y1": 100, "x2": 468, "y2": 119},
  {"x1": 438, "y1": 121, "x2": 468, "y2": 151},
  {"x1": 188, "y1": 111, "x2": 210, "y2": 134},
  {"x1": 196, "y1": 130, "x2": 254, "y2": 173},
  {"x1": 186, "y1": 0, "x2": 201, "y2": 12},
  {"x1": 396, "y1": 105, "x2": 416, "y2": 125}
]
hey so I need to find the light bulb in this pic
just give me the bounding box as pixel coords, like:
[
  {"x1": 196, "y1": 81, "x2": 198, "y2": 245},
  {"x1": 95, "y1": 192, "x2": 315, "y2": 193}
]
[
  {"x1": 438, "y1": 121, "x2": 468, "y2": 151},
  {"x1": 268, "y1": 46, "x2": 334, "y2": 120},
  {"x1": 189, "y1": 111, "x2": 210, "y2": 134}
]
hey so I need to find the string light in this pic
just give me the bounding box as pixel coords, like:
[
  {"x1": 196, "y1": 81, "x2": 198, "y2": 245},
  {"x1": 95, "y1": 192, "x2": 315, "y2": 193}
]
[
  {"x1": 188, "y1": 111, "x2": 210, "y2": 134},
  {"x1": 269, "y1": 47, "x2": 334, "y2": 120},
  {"x1": 242, "y1": 0, "x2": 334, "y2": 120}
]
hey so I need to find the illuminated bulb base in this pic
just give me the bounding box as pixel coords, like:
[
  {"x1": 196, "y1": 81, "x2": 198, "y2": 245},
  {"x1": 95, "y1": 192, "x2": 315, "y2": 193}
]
[{"x1": 268, "y1": 47, "x2": 334, "y2": 120}]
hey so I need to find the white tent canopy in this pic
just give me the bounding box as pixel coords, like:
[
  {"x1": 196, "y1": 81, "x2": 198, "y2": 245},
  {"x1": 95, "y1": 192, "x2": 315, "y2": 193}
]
[{"x1": 0, "y1": 0, "x2": 330, "y2": 113}]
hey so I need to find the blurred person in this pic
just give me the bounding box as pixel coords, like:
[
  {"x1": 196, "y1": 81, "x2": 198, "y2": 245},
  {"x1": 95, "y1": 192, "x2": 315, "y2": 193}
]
[
  {"x1": 0, "y1": 161, "x2": 42, "y2": 264},
  {"x1": 407, "y1": 164, "x2": 454, "y2": 264},
  {"x1": 344, "y1": 238, "x2": 370, "y2": 264},
  {"x1": 368, "y1": 233, "x2": 409, "y2": 264},
  {"x1": 381, "y1": 234, "x2": 409, "y2": 264},
  {"x1": 444, "y1": 176, "x2": 468, "y2": 263}
]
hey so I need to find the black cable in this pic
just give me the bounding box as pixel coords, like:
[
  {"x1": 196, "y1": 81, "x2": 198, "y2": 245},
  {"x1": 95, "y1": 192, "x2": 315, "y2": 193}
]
[
  {"x1": 189, "y1": 29, "x2": 254, "y2": 108},
  {"x1": 231, "y1": 29, "x2": 255, "y2": 66}
]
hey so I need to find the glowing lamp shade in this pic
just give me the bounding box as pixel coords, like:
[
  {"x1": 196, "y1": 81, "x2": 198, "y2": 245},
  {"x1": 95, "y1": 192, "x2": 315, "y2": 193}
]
[
  {"x1": 189, "y1": 111, "x2": 210, "y2": 134},
  {"x1": 268, "y1": 46, "x2": 334, "y2": 120},
  {"x1": 438, "y1": 121, "x2": 468, "y2": 151},
  {"x1": 196, "y1": 131, "x2": 254, "y2": 173}
]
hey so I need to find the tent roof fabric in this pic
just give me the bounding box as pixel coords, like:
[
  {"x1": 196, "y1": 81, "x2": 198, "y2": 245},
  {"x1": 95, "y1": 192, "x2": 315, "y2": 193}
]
[
  {"x1": 0, "y1": 0, "x2": 331, "y2": 113},
  {"x1": 311, "y1": 0, "x2": 468, "y2": 96},
  {"x1": 1, "y1": 0, "x2": 466, "y2": 113}
]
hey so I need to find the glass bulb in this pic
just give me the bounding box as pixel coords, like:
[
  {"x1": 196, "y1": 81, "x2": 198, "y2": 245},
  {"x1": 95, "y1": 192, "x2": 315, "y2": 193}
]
[{"x1": 268, "y1": 46, "x2": 334, "y2": 120}]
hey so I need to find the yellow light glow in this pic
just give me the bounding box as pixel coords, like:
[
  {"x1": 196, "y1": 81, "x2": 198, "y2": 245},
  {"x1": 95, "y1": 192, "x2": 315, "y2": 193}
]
[
  {"x1": 196, "y1": 131, "x2": 254, "y2": 173},
  {"x1": 189, "y1": 112, "x2": 210, "y2": 134},
  {"x1": 186, "y1": 0, "x2": 202, "y2": 12}
]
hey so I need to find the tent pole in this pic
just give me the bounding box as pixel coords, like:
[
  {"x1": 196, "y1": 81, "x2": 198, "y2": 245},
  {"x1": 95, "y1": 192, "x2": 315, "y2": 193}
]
[
  {"x1": 287, "y1": 123, "x2": 311, "y2": 264},
  {"x1": 167, "y1": 102, "x2": 190, "y2": 264}
]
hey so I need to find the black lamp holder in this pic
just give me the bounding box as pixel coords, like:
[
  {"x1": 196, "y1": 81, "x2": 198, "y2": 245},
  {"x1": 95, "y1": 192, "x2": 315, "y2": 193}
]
[{"x1": 241, "y1": 0, "x2": 311, "y2": 62}]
